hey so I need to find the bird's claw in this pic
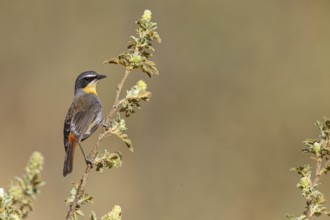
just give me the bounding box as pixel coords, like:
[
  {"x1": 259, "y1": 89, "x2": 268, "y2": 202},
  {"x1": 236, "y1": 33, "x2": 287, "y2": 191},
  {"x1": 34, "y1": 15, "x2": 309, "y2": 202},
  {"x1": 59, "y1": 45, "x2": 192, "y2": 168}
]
[
  {"x1": 102, "y1": 119, "x2": 110, "y2": 128},
  {"x1": 85, "y1": 156, "x2": 94, "y2": 168}
]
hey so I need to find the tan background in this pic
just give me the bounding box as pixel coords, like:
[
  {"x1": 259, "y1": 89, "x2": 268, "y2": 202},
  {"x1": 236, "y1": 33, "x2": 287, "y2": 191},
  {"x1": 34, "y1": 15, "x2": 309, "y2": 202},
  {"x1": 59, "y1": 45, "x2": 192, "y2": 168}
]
[{"x1": 1, "y1": 1, "x2": 330, "y2": 220}]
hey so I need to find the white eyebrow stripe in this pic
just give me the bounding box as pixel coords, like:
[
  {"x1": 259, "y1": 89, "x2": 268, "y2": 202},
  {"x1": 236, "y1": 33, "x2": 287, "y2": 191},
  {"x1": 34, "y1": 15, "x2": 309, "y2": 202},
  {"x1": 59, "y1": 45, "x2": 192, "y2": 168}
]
[{"x1": 84, "y1": 74, "x2": 97, "y2": 78}]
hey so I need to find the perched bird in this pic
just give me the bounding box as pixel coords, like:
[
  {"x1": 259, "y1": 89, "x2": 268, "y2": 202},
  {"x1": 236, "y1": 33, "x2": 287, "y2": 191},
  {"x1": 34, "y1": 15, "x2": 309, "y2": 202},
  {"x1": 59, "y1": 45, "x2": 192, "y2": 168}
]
[{"x1": 63, "y1": 71, "x2": 107, "y2": 176}]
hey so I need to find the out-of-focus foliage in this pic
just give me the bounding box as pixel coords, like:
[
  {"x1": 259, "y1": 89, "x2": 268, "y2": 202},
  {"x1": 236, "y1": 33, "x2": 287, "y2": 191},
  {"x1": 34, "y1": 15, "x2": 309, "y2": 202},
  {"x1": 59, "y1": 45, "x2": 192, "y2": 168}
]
[
  {"x1": 288, "y1": 119, "x2": 330, "y2": 220},
  {"x1": 90, "y1": 205, "x2": 122, "y2": 220},
  {"x1": 0, "y1": 152, "x2": 44, "y2": 220}
]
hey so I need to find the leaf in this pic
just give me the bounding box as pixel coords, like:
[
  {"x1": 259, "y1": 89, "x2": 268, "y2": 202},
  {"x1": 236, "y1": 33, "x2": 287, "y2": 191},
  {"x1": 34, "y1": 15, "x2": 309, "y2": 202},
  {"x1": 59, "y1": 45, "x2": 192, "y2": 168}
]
[
  {"x1": 90, "y1": 211, "x2": 98, "y2": 220},
  {"x1": 120, "y1": 80, "x2": 151, "y2": 117},
  {"x1": 116, "y1": 133, "x2": 134, "y2": 152},
  {"x1": 75, "y1": 209, "x2": 85, "y2": 217},
  {"x1": 101, "y1": 205, "x2": 122, "y2": 220},
  {"x1": 108, "y1": 115, "x2": 133, "y2": 151},
  {"x1": 104, "y1": 9, "x2": 161, "y2": 74},
  {"x1": 94, "y1": 150, "x2": 123, "y2": 172},
  {"x1": 77, "y1": 193, "x2": 93, "y2": 206}
]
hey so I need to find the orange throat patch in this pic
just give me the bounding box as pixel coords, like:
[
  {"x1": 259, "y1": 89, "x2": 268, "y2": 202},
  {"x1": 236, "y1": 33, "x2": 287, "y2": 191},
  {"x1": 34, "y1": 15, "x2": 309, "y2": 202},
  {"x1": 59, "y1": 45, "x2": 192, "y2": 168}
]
[{"x1": 82, "y1": 81, "x2": 98, "y2": 95}]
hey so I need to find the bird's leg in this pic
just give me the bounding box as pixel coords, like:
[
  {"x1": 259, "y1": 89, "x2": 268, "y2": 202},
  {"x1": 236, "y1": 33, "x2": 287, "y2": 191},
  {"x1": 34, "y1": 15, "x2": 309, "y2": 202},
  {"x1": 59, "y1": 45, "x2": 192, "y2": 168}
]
[{"x1": 79, "y1": 143, "x2": 93, "y2": 166}]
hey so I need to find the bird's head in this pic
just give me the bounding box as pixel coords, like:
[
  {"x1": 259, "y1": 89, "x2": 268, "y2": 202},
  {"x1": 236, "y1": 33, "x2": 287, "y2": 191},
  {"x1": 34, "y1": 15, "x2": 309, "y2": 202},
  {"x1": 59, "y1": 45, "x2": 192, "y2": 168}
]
[{"x1": 74, "y1": 71, "x2": 107, "y2": 95}]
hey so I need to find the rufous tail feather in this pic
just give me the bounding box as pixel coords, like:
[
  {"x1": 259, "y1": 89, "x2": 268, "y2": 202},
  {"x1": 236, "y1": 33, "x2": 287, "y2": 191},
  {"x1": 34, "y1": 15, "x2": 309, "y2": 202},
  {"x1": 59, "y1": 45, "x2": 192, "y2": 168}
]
[{"x1": 63, "y1": 134, "x2": 77, "y2": 176}]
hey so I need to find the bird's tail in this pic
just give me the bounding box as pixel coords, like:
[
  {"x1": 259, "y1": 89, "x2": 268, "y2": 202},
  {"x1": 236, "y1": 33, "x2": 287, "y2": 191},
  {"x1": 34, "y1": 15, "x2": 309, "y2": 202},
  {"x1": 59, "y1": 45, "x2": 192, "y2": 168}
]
[{"x1": 63, "y1": 133, "x2": 77, "y2": 176}]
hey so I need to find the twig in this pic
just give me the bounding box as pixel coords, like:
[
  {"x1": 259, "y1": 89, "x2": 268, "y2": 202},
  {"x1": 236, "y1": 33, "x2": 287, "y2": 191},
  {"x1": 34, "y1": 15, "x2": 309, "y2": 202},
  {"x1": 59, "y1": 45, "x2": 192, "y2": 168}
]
[
  {"x1": 287, "y1": 120, "x2": 330, "y2": 219},
  {"x1": 304, "y1": 138, "x2": 328, "y2": 219},
  {"x1": 106, "y1": 68, "x2": 131, "y2": 125},
  {"x1": 65, "y1": 68, "x2": 131, "y2": 220},
  {"x1": 305, "y1": 157, "x2": 323, "y2": 219}
]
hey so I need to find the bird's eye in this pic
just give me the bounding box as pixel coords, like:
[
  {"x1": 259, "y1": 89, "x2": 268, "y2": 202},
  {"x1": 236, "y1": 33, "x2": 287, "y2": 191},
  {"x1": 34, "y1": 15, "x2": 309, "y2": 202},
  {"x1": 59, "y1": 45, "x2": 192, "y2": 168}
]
[{"x1": 84, "y1": 77, "x2": 94, "y2": 81}]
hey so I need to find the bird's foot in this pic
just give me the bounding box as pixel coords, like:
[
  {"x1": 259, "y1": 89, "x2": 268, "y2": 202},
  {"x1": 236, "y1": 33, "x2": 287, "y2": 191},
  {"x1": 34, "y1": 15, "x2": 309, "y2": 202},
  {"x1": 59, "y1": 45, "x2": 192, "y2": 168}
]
[
  {"x1": 85, "y1": 156, "x2": 94, "y2": 168},
  {"x1": 102, "y1": 119, "x2": 110, "y2": 128}
]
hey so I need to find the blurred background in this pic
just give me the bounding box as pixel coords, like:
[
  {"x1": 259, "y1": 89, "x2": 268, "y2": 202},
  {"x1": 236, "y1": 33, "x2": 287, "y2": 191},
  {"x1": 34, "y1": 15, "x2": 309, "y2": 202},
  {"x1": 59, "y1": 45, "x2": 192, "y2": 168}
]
[{"x1": 1, "y1": 1, "x2": 330, "y2": 219}]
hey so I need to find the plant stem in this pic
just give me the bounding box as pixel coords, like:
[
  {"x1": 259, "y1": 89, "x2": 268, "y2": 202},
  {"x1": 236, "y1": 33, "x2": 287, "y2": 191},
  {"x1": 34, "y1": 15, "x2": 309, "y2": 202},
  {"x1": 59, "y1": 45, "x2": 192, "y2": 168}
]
[
  {"x1": 65, "y1": 68, "x2": 131, "y2": 220},
  {"x1": 106, "y1": 68, "x2": 131, "y2": 123},
  {"x1": 305, "y1": 146, "x2": 324, "y2": 219}
]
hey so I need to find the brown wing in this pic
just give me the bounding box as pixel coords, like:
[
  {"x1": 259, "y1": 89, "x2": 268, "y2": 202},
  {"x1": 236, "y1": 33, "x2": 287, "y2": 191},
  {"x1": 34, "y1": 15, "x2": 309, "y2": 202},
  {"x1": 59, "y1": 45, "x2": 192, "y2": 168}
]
[
  {"x1": 64, "y1": 105, "x2": 74, "y2": 152},
  {"x1": 69, "y1": 94, "x2": 102, "y2": 143}
]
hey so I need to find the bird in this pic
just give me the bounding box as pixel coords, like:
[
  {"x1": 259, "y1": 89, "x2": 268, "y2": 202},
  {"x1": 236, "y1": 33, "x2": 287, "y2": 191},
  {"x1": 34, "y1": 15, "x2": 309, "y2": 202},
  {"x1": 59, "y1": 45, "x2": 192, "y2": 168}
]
[{"x1": 63, "y1": 71, "x2": 107, "y2": 176}]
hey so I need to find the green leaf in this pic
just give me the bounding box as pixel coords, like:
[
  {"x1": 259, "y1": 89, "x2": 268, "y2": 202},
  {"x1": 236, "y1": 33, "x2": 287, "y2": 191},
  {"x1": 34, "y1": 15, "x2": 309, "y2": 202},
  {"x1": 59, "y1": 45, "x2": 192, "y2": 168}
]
[
  {"x1": 90, "y1": 211, "x2": 98, "y2": 220},
  {"x1": 104, "y1": 9, "x2": 161, "y2": 75},
  {"x1": 120, "y1": 80, "x2": 151, "y2": 117},
  {"x1": 77, "y1": 193, "x2": 93, "y2": 206},
  {"x1": 117, "y1": 133, "x2": 133, "y2": 152},
  {"x1": 94, "y1": 150, "x2": 123, "y2": 172},
  {"x1": 6, "y1": 152, "x2": 44, "y2": 218},
  {"x1": 101, "y1": 205, "x2": 122, "y2": 220},
  {"x1": 76, "y1": 209, "x2": 85, "y2": 217},
  {"x1": 109, "y1": 115, "x2": 134, "y2": 151}
]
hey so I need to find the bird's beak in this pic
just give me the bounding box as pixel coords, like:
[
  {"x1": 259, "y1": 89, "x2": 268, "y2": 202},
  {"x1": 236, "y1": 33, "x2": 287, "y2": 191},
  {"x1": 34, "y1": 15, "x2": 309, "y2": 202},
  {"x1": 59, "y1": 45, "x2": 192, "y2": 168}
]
[{"x1": 97, "y1": 74, "x2": 107, "y2": 80}]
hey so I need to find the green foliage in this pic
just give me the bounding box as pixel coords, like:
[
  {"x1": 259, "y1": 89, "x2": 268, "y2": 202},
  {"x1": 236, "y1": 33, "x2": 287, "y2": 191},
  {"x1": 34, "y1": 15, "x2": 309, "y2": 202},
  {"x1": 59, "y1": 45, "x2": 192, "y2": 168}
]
[
  {"x1": 66, "y1": 183, "x2": 94, "y2": 219},
  {"x1": 90, "y1": 205, "x2": 122, "y2": 220},
  {"x1": 288, "y1": 119, "x2": 330, "y2": 219},
  {"x1": 89, "y1": 205, "x2": 122, "y2": 220},
  {"x1": 121, "y1": 80, "x2": 151, "y2": 117},
  {"x1": 94, "y1": 150, "x2": 123, "y2": 173},
  {"x1": 107, "y1": 114, "x2": 133, "y2": 152},
  {"x1": 0, "y1": 152, "x2": 44, "y2": 220},
  {"x1": 104, "y1": 9, "x2": 161, "y2": 76},
  {"x1": 100, "y1": 205, "x2": 122, "y2": 220},
  {"x1": 0, "y1": 188, "x2": 22, "y2": 220}
]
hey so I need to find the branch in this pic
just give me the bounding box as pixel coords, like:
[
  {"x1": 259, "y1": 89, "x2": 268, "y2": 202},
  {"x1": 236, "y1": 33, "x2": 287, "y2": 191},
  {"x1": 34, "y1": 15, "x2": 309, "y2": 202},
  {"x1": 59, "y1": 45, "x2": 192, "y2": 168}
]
[
  {"x1": 305, "y1": 157, "x2": 323, "y2": 219},
  {"x1": 65, "y1": 69, "x2": 131, "y2": 220},
  {"x1": 106, "y1": 69, "x2": 131, "y2": 125}
]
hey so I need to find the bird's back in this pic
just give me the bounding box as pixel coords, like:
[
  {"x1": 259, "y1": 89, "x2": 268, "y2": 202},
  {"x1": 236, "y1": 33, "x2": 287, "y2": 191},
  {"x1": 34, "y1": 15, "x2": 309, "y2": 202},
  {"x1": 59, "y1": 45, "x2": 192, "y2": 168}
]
[{"x1": 63, "y1": 93, "x2": 102, "y2": 151}]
